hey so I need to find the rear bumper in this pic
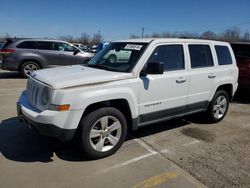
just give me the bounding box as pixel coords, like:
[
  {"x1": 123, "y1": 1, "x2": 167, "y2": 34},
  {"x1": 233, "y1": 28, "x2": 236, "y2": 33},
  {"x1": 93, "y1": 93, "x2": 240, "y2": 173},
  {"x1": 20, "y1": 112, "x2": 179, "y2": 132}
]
[{"x1": 2, "y1": 57, "x2": 19, "y2": 71}]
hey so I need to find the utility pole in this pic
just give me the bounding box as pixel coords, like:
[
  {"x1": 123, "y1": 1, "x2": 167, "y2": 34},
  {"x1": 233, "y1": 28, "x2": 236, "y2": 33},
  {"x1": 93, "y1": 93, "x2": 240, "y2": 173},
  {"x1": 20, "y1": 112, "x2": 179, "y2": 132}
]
[{"x1": 141, "y1": 27, "x2": 144, "y2": 38}]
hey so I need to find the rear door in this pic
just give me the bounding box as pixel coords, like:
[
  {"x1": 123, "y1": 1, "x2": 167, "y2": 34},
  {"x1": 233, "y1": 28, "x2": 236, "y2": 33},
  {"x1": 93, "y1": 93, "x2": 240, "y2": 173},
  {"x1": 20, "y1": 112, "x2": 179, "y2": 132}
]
[
  {"x1": 56, "y1": 42, "x2": 85, "y2": 65},
  {"x1": 187, "y1": 44, "x2": 216, "y2": 110},
  {"x1": 36, "y1": 41, "x2": 62, "y2": 67}
]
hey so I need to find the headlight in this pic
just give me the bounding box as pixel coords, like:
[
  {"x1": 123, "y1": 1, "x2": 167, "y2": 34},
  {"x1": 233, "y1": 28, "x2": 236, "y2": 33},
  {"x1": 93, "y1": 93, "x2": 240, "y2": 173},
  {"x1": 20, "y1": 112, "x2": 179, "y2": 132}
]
[{"x1": 41, "y1": 87, "x2": 50, "y2": 105}]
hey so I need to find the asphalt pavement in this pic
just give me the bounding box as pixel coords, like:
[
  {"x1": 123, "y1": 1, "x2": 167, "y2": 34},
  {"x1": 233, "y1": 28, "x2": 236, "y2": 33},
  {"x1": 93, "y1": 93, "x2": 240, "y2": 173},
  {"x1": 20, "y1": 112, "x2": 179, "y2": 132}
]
[{"x1": 0, "y1": 69, "x2": 250, "y2": 188}]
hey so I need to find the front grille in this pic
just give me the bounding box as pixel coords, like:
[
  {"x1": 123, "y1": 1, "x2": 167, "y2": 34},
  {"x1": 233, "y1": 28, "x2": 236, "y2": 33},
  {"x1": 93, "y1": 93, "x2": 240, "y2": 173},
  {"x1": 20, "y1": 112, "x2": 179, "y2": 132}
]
[{"x1": 27, "y1": 79, "x2": 40, "y2": 107}]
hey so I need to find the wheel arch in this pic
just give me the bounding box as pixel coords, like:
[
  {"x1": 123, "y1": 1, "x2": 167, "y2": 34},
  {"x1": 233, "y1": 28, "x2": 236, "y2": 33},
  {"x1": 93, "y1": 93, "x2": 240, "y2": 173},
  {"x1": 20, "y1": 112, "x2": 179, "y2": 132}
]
[
  {"x1": 215, "y1": 84, "x2": 233, "y2": 100},
  {"x1": 81, "y1": 99, "x2": 133, "y2": 131},
  {"x1": 19, "y1": 59, "x2": 42, "y2": 71}
]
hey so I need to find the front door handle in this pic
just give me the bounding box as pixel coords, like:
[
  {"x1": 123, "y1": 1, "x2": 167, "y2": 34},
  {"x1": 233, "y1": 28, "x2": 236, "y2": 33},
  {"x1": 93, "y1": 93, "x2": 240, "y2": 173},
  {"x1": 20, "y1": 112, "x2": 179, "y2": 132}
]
[
  {"x1": 176, "y1": 77, "x2": 187, "y2": 83},
  {"x1": 208, "y1": 74, "x2": 216, "y2": 79}
]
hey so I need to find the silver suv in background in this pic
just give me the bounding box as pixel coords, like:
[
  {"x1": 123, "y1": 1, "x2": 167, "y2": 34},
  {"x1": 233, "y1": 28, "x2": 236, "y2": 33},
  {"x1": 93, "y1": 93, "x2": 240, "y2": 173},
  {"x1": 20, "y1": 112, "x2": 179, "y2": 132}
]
[{"x1": 0, "y1": 38, "x2": 95, "y2": 77}]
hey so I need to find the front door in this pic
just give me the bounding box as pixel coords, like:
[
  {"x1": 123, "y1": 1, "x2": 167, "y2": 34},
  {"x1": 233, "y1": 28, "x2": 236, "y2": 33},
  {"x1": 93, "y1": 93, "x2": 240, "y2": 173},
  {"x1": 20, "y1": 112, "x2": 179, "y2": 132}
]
[{"x1": 138, "y1": 44, "x2": 189, "y2": 125}]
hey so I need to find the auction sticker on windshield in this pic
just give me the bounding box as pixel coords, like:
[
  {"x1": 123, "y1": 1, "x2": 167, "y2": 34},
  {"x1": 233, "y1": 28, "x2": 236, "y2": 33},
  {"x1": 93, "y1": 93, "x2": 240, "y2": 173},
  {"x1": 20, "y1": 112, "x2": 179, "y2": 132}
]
[{"x1": 124, "y1": 44, "x2": 143, "y2": 51}]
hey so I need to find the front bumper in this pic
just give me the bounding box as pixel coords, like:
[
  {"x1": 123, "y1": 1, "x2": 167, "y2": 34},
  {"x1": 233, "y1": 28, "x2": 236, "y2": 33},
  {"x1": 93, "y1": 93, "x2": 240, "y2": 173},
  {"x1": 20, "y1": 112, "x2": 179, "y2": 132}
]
[{"x1": 17, "y1": 92, "x2": 77, "y2": 141}]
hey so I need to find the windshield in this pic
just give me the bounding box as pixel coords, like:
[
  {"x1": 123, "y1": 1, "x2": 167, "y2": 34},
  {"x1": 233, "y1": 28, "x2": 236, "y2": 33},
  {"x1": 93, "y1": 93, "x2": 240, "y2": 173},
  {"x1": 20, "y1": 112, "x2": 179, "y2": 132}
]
[{"x1": 87, "y1": 42, "x2": 148, "y2": 72}]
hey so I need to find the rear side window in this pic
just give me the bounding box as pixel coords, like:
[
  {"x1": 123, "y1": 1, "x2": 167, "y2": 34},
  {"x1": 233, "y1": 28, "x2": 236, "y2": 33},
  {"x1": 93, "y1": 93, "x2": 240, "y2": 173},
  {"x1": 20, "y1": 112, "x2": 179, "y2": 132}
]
[
  {"x1": 37, "y1": 41, "x2": 57, "y2": 50},
  {"x1": 17, "y1": 41, "x2": 36, "y2": 49},
  {"x1": 189, "y1": 45, "x2": 213, "y2": 68},
  {"x1": 215, "y1": 46, "x2": 233, "y2": 65},
  {"x1": 148, "y1": 45, "x2": 184, "y2": 71}
]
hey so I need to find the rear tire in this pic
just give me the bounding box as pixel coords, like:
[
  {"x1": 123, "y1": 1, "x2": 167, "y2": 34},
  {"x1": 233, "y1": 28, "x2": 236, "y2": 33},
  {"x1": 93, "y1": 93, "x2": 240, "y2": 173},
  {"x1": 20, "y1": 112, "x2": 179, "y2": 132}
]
[
  {"x1": 21, "y1": 61, "x2": 40, "y2": 78},
  {"x1": 206, "y1": 90, "x2": 229, "y2": 123},
  {"x1": 79, "y1": 107, "x2": 127, "y2": 159}
]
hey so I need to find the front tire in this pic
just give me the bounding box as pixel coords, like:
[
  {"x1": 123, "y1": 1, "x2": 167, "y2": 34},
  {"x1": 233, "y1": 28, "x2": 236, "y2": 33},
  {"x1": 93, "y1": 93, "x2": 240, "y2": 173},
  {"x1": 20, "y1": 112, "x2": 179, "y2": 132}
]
[
  {"x1": 21, "y1": 61, "x2": 40, "y2": 78},
  {"x1": 79, "y1": 107, "x2": 127, "y2": 159},
  {"x1": 206, "y1": 90, "x2": 229, "y2": 123}
]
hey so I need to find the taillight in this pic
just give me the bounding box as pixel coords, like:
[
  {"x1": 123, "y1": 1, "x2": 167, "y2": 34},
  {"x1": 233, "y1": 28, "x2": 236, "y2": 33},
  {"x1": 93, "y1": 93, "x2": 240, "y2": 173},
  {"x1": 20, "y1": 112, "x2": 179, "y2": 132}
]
[{"x1": 0, "y1": 49, "x2": 16, "y2": 54}]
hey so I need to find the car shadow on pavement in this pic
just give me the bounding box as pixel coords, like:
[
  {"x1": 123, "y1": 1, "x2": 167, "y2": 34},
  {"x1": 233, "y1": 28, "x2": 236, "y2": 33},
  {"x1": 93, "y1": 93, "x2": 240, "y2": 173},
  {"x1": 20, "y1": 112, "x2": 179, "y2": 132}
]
[
  {"x1": 130, "y1": 118, "x2": 191, "y2": 138},
  {"x1": 0, "y1": 71, "x2": 24, "y2": 79},
  {"x1": 0, "y1": 117, "x2": 89, "y2": 163},
  {"x1": 0, "y1": 116, "x2": 212, "y2": 163}
]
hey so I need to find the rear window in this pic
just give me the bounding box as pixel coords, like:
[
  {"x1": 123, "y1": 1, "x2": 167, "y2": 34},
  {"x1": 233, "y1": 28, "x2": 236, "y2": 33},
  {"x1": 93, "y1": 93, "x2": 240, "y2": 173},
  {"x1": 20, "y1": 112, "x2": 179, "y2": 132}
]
[
  {"x1": 17, "y1": 41, "x2": 36, "y2": 49},
  {"x1": 215, "y1": 46, "x2": 233, "y2": 65},
  {"x1": 2, "y1": 39, "x2": 14, "y2": 49},
  {"x1": 189, "y1": 45, "x2": 213, "y2": 68}
]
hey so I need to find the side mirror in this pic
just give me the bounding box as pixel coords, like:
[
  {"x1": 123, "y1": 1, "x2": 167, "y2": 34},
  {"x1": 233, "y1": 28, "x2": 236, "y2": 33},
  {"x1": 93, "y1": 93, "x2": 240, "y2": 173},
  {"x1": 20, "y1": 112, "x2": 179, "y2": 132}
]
[
  {"x1": 73, "y1": 49, "x2": 80, "y2": 55},
  {"x1": 144, "y1": 62, "x2": 164, "y2": 74}
]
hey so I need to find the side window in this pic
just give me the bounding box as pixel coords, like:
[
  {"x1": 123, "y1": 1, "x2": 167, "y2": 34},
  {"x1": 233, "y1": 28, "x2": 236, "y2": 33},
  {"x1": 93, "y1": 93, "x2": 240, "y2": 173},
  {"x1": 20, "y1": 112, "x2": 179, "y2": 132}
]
[
  {"x1": 17, "y1": 41, "x2": 36, "y2": 49},
  {"x1": 37, "y1": 41, "x2": 57, "y2": 50},
  {"x1": 148, "y1": 45, "x2": 184, "y2": 71},
  {"x1": 57, "y1": 43, "x2": 76, "y2": 52},
  {"x1": 189, "y1": 45, "x2": 213, "y2": 68},
  {"x1": 215, "y1": 46, "x2": 233, "y2": 65}
]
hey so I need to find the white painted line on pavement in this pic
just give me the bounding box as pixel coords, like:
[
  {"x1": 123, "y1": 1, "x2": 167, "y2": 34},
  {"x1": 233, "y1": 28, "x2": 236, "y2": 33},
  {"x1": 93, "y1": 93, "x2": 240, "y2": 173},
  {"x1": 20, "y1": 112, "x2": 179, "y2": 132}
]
[
  {"x1": 97, "y1": 152, "x2": 158, "y2": 174},
  {"x1": 183, "y1": 140, "x2": 200, "y2": 147},
  {"x1": 160, "y1": 149, "x2": 170, "y2": 154},
  {"x1": 133, "y1": 138, "x2": 156, "y2": 154}
]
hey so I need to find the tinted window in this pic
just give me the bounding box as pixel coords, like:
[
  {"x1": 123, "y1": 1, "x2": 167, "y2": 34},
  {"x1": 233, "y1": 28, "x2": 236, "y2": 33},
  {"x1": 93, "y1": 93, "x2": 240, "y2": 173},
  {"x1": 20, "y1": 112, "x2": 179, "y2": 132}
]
[
  {"x1": 215, "y1": 46, "x2": 232, "y2": 65},
  {"x1": 57, "y1": 42, "x2": 76, "y2": 52},
  {"x1": 17, "y1": 41, "x2": 36, "y2": 49},
  {"x1": 148, "y1": 45, "x2": 184, "y2": 71},
  {"x1": 189, "y1": 45, "x2": 213, "y2": 68},
  {"x1": 37, "y1": 41, "x2": 57, "y2": 50}
]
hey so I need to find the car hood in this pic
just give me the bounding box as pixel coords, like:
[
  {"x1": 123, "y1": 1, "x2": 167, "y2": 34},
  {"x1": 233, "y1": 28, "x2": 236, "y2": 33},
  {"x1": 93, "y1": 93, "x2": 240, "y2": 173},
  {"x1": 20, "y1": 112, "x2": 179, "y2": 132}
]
[{"x1": 31, "y1": 65, "x2": 132, "y2": 89}]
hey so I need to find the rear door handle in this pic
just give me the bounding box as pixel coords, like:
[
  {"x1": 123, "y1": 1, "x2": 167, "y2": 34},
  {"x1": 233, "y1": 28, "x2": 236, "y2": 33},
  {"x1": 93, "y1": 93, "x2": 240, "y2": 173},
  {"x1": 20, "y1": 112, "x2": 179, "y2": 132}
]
[
  {"x1": 208, "y1": 74, "x2": 216, "y2": 79},
  {"x1": 176, "y1": 77, "x2": 187, "y2": 83},
  {"x1": 59, "y1": 54, "x2": 65, "y2": 56}
]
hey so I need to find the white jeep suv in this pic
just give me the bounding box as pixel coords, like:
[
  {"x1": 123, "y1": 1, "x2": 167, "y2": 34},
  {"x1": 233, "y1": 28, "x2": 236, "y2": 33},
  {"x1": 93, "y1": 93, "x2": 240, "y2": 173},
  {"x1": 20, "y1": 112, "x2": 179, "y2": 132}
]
[{"x1": 17, "y1": 38, "x2": 238, "y2": 159}]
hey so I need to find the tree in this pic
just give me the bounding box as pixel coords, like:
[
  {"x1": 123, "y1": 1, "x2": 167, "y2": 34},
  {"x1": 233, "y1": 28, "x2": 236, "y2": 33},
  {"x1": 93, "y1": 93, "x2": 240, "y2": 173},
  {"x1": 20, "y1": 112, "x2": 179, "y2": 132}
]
[
  {"x1": 201, "y1": 31, "x2": 217, "y2": 40},
  {"x1": 90, "y1": 32, "x2": 103, "y2": 45},
  {"x1": 221, "y1": 27, "x2": 241, "y2": 42},
  {"x1": 78, "y1": 33, "x2": 90, "y2": 45},
  {"x1": 243, "y1": 31, "x2": 250, "y2": 41},
  {"x1": 57, "y1": 35, "x2": 75, "y2": 43},
  {"x1": 130, "y1": 34, "x2": 140, "y2": 39}
]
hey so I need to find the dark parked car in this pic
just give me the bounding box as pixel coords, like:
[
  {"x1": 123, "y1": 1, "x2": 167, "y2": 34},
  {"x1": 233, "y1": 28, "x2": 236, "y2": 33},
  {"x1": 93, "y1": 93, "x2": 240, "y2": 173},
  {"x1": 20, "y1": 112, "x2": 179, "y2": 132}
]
[
  {"x1": 0, "y1": 38, "x2": 95, "y2": 77},
  {"x1": 231, "y1": 42, "x2": 250, "y2": 87}
]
